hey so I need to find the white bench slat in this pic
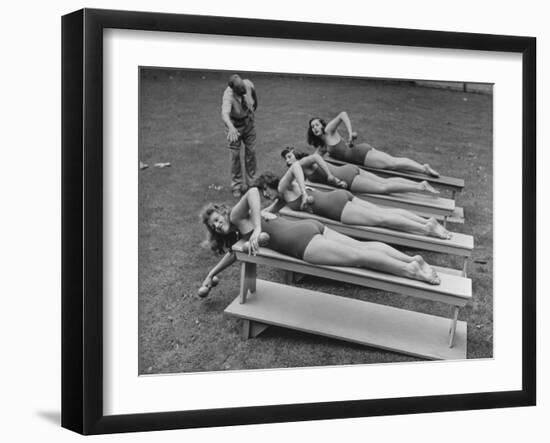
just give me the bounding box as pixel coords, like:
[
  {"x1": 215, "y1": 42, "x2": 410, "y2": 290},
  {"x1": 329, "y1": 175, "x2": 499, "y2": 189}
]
[
  {"x1": 306, "y1": 182, "x2": 455, "y2": 217},
  {"x1": 325, "y1": 155, "x2": 465, "y2": 191},
  {"x1": 225, "y1": 280, "x2": 467, "y2": 360},
  {"x1": 279, "y1": 207, "x2": 474, "y2": 257},
  {"x1": 233, "y1": 241, "x2": 471, "y2": 307},
  {"x1": 416, "y1": 206, "x2": 465, "y2": 225}
]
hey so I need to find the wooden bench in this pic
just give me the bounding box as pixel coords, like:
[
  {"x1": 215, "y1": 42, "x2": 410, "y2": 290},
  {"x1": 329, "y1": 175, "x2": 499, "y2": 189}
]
[
  {"x1": 279, "y1": 207, "x2": 473, "y2": 275},
  {"x1": 224, "y1": 240, "x2": 472, "y2": 360},
  {"x1": 306, "y1": 181, "x2": 464, "y2": 226},
  {"x1": 324, "y1": 155, "x2": 465, "y2": 199}
]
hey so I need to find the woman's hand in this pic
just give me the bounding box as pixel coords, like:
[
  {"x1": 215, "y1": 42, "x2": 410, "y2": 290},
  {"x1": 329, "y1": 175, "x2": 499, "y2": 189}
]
[
  {"x1": 300, "y1": 191, "x2": 313, "y2": 210},
  {"x1": 348, "y1": 131, "x2": 358, "y2": 147},
  {"x1": 248, "y1": 228, "x2": 262, "y2": 255},
  {"x1": 201, "y1": 275, "x2": 218, "y2": 289},
  {"x1": 198, "y1": 275, "x2": 219, "y2": 298},
  {"x1": 261, "y1": 211, "x2": 277, "y2": 220},
  {"x1": 327, "y1": 174, "x2": 348, "y2": 189}
]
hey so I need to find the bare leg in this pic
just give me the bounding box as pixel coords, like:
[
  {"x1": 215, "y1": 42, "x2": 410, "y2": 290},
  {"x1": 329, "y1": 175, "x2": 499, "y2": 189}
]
[
  {"x1": 359, "y1": 169, "x2": 432, "y2": 188},
  {"x1": 351, "y1": 197, "x2": 430, "y2": 224},
  {"x1": 303, "y1": 233, "x2": 440, "y2": 284},
  {"x1": 350, "y1": 175, "x2": 438, "y2": 195},
  {"x1": 365, "y1": 148, "x2": 440, "y2": 177},
  {"x1": 323, "y1": 228, "x2": 440, "y2": 284},
  {"x1": 341, "y1": 203, "x2": 451, "y2": 239},
  {"x1": 341, "y1": 204, "x2": 428, "y2": 235},
  {"x1": 359, "y1": 170, "x2": 439, "y2": 195}
]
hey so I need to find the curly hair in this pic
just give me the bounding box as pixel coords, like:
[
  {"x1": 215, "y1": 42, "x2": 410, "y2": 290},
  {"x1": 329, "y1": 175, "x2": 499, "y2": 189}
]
[
  {"x1": 199, "y1": 203, "x2": 239, "y2": 254},
  {"x1": 306, "y1": 117, "x2": 327, "y2": 148},
  {"x1": 252, "y1": 172, "x2": 280, "y2": 193},
  {"x1": 280, "y1": 146, "x2": 309, "y2": 161}
]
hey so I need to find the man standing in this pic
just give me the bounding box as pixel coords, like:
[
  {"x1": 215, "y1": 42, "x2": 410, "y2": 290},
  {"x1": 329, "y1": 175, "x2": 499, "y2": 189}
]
[{"x1": 221, "y1": 74, "x2": 258, "y2": 198}]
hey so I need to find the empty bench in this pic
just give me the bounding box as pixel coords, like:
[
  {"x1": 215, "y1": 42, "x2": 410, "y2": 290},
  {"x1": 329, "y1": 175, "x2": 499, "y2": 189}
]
[
  {"x1": 306, "y1": 181, "x2": 464, "y2": 225},
  {"x1": 224, "y1": 240, "x2": 472, "y2": 360},
  {"x1": 279, "y1": 206, "x2": 474, "y2": 275},
  {"x1": 324, "y1": 155, "x2": 465, "y2": 199}
]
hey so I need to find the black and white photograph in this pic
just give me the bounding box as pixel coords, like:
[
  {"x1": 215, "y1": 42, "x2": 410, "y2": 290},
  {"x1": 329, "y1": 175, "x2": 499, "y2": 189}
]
[
  {"x1": 3, "y1": 0, "x2": 546, "y2": 441},
  {"x1": 138, "y1": 69, "x2": 493, "y2": 373}
]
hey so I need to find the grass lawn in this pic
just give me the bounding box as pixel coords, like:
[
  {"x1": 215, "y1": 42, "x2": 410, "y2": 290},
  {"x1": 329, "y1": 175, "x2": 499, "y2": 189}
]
[{"x1": 138, "y1": 69, "x2": 493, "y2": 374}]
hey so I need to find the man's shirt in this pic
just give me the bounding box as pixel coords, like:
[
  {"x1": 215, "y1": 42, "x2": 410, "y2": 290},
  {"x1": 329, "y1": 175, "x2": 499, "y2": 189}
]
[{"x1": 221, "y1": 79, "x2": 256, "y2": 122}]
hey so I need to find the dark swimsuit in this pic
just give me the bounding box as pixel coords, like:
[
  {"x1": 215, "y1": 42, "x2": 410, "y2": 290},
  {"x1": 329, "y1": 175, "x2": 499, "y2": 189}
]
[
  {"x1": 287, "y1": 189, "x2": 354, "y2": 221},
  {"x1": 307, "y1": 162, "x2": 360, "y2": 188},
  {"x1": 259, "y1": 216, "x2": 325, "y2": 260},
  {"x1": 328, "y1": 138, "x2": 372, "y2": 165}
]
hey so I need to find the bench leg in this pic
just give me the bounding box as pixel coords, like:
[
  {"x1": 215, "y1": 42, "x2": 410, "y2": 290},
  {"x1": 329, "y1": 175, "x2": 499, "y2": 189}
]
[
  {"x1": 448, "y1": 306, "x2": 460, "y2": 348},
  {"x1": 242, "y1": 319, "x2": 270, "y2": 339},
  {"x1": 284, "y1": 270, "x2": 295, "y2": 284},
  {"x1": 240, "y1": 262, "x2": 257, "y2": 304},
  {"x1": 443, "y1": 216, "x2": 448, "y2": 228},
  {"x1": 462, "y1": 258, "x2": 469, "y2": 277}
]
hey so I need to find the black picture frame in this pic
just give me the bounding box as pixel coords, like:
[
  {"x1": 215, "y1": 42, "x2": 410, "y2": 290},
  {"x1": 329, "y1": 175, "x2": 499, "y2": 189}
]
[{"x1": 61, "y1": 8, "x2": 536, "y2": 435}]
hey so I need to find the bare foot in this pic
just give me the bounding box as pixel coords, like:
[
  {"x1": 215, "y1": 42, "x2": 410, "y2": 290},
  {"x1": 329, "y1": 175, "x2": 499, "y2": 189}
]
[
  {"x1": 407, "y1": 260, "x2": 441, "y2": 285},
  {"x1": 426, "y1": 218, "x2": 452, "y2": 239},
  {"x1": 423, "y1": 164, "x2": 440, "y2": 177},
  {"x1": 413, "y1": 255, "x2": 441, "y2": 285},
  {"x1": 419, "y1": 180, "x2": 440, "y2": 195},
  {"x1": 405, "y1": 261, "x2": 441, "y2": 285}
]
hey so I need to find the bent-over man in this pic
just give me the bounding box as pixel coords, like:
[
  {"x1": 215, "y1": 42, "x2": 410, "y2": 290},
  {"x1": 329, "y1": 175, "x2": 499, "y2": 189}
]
[{"x1": 221, "y1": 74, "x2": 258, "y2": 198}]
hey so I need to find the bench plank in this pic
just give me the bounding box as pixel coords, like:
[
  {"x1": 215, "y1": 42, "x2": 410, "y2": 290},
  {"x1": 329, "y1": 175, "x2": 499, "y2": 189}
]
[
  {"x1": 416, "y1": 206, "x2": 465, "y2": 225},
  {"x1": 325, "y1": 155, "x2": 465, "y2": 191},
  {"x1": 225, "y1": 280, "x2": 467, "y2": 360},
  {"x1": 279, "y1": 206, "x2": 474, "y2": 257},
  {"x1": 306, "y1": 182, "x2": 455, "y2": 217},
  {"x1": 233, "y1": 241, "x2": 472, "y2": 307}
]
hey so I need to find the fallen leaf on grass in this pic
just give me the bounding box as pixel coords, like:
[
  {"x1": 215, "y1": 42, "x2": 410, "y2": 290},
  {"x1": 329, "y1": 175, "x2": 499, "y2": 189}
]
[{"x1": 154, "y1": 162, "x2": 171, "y2": 168}]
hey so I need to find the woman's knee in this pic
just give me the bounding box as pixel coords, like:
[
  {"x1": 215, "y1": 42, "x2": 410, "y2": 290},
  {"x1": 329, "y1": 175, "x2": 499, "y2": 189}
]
[
  {"x1": 385, "y1": 156, "x2": 400, "y2": 169},
  {"x1": 377, "y1": 182, "x2": 393, "y2": 193},
  {"x1": 368, "y1": 212, "x2": 385, "y2": 226},
  {"x1": 376, "y1": 213, "x2": 395, "y2": 228}
]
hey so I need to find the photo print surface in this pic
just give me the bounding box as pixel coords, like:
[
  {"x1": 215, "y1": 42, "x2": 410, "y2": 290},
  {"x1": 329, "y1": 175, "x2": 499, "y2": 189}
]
[{"x1": 138, "y1": 68, "x2": 493, "y2": 375}]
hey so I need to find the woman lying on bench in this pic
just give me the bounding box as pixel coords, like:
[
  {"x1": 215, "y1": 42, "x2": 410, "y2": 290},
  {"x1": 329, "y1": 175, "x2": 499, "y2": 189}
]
[
  {"x1": 281, "y1": 146, "x2": 439, "y2": 195},
  {"x1": 307, "y1": 111, "x2": 439, "y2": 177},
  {"x1": 254, "y1": 162, "x2": 451, "y2": 239},
  {"x1": 198, "y1": 188, "x2": 441, "y2": 297}
]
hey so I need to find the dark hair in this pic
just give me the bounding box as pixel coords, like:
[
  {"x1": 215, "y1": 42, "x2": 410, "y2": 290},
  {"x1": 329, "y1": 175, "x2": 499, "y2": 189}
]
[
  {"x1": 306, "y1": 117, "x2": 327, "y2": 148},
  {"x1": 280, "y1": 146, "x2": 308, "y2": 161},
  {"x1": 253, "y1": 172, "x2": 280, "y2": 193},
  {"x1": 199, "y1": 203, "x2": 239, "y2": 254}
]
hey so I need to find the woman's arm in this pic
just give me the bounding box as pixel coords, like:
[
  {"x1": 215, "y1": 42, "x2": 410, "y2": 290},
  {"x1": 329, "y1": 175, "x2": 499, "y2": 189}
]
[
  {"x1": 230, "y1": 187, "x2": 261, "y2": 226},
  {"x1": 324, "y1": 111, "x2": 353, "y2": 139},
  {"x1": 201, "y1": 251, "x2": 237, "y2": 287},
  {"x1": 301, "y1": 153, "x2": 334, "y2": 178},
  {"x1": 279, "y1": 162, "x2": 307, "y2": 194},
  {"x1": 279, "y1": 162, "x2": 310, "y2": 208},
  {"x1": 230, "y1": 188, "x2": 262, "y2": 254},
  {"x1": 299, "y1": 154, "x2": 348, "y2": 189}
]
